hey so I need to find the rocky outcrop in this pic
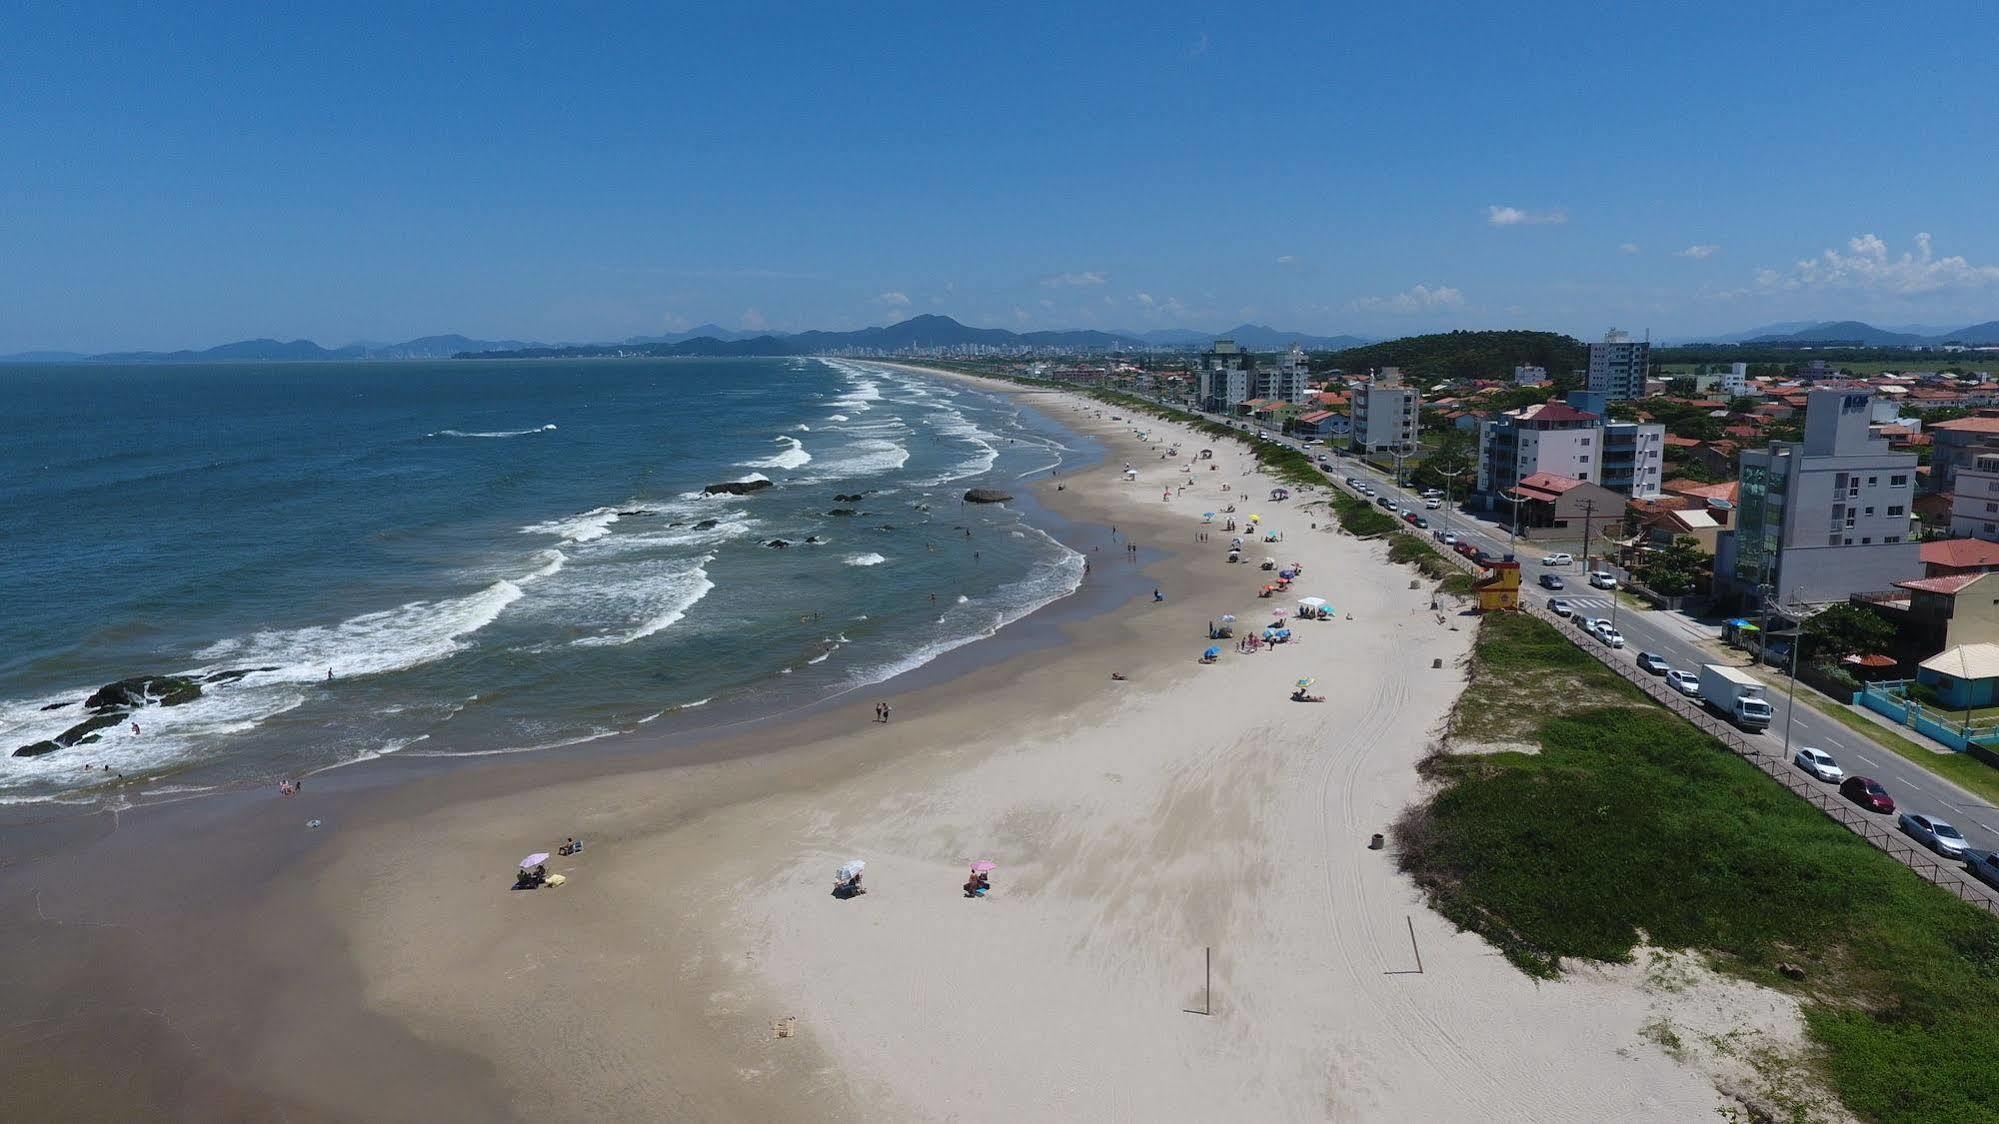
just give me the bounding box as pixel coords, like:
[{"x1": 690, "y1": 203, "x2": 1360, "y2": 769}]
[
  {"x1": 14, "y1": 711, "x2": 128, "y2": 757},
  {"x1": 833, "y1": 493, "x2": 867, "y2": 503},
  {"x1": 14, "y1": 741, "x2": 60, "y2": 758},
  {"x1": 827, "y1": 508, "x2": 856, "y2": 517},
  {"x1": 84, "y1": 675, "x2": 201, "y2": 711},
  {"x1": 804, "y1": 535, "x2": 822, "y2": 544},
  {"x1": 39, "y1": 701, "x2": 74, "y2": 712},
  {"x1": 615, "y1": 508, "x2": 656, "y2": 517},
  {"x1": 692, "y1": 519, "x2": 718, "y2": 530},
  {"x1": 765, "y1": 539, "x2": 791, "y2": 549},
  {"x1": 704, "y1": 479, "x2": 774, "y2": 496},
  {"x1": 202, "y1": 666, "x2": 278, "y2": 686},
  {"x1": 963, "y1": 489, "x2": 1013, "y2": 504}
]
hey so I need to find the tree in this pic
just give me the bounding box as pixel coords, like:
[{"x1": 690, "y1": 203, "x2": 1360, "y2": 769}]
[
  {"x1": 1634, "y1": 536, "x2": 1709, "y2": 597},
  {"x1": 1802, "y1": 603, "x2": 1896, "y2": 662},
  {"x1": 1412, "y1": 428, "x2": 1476, "y2": 494}
]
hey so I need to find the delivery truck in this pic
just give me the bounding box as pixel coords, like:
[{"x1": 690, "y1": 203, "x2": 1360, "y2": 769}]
[{"x1": 1698, "y1": 664, "x2": 1773, "y2": 731}]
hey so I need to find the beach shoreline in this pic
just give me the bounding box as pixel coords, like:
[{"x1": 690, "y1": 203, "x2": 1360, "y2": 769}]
[{"x1": 0, "y1": 370, "x2": 1788, "y2": 1120}]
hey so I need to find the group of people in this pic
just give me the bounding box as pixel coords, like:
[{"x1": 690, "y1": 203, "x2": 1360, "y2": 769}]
[{"x1": 873, "y1": 701, "x2": 895, "y2": 723}]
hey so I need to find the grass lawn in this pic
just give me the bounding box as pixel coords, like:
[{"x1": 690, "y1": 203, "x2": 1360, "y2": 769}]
[{"x1": 1403, "y1": 612, "x2": 1999, "y2": 1122}]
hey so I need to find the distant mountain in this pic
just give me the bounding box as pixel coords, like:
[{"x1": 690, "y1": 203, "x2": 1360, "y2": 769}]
[
  {"x1": 624, "y1": 323, "x2": 775, "y2": 345},
  {"x1": 1683, "y1": 321, "x2": 1828, "y2": 345},
  {"x1": 1128, "y1": 328, "x2": 1214, "y2": 346},
  {"x1": 0, "y1": 349, "x2": 88, "y2": 363},
  {"x1": 1694, "y1": 320, "x2": 1999, "y2": 348},
  {"x1": 359, "y1": 334, "x2": 537, "y2": 359},
  {"x1": 1214, "y1": 323, "x2": 1371, "y2": 350},
  {"x1": 1745, "y1": 321, "x2": 1930, "y2": 347},
  {"x1": 1937, "y1": 321, "x2": 1999, "y2": 345},
  {"x1": 40, "y1": 334, "x2": 540, "y2": 363}
]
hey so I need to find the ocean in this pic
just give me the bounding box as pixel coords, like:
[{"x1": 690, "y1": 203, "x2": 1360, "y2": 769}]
[{"x1": 0, "y1": 357, "x2": 1088, "y2": 805}]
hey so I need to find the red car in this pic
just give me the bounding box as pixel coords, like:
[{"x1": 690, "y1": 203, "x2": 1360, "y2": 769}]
[
  {"x1": 1453, "y1": 541, "x2": 1477, "y2": 557},
  {"x1": 1402, "y1": 511, "x2": 1419, "y2": 524},
  {"x1": 1839, "y1": 775, "x2": 1896, "y2": 814}
]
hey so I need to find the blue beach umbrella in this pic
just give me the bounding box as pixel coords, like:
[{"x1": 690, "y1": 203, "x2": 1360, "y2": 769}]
[{"x1": 1203, "y1": 646, "x2": 1221, "y2": 659}]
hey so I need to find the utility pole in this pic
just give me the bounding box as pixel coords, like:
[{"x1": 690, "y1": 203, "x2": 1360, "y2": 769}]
[
  {"x1": 1503, "y1": 489, "x2": 1528, "y2": 558},
  {"x1": 1440, "y1": 468, "x2": 1467, "y2": 542},
  {"x1": 1579, "y1": 498, "x2": 1596, "y2": 574}
]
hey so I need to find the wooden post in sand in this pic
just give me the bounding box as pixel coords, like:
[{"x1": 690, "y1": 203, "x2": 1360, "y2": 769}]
[{"x1": 1204, "y1": 946, "x2": 1212, "y2": 1015}]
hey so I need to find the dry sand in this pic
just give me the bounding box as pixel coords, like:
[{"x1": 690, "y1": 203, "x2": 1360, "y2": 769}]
[{"x1": 308, "y1": 380, "x2": 1813, "y2": 1120}]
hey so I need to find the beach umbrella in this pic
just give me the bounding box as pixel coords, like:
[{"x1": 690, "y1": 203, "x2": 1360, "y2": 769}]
[
  {"x1": 1272, "y1": 607, "x2": 1288, "y2": 618},
  {"x1": 1203, "y1": 646, "x2": 1222, "y2": 659},
  {"x1": 1296, "y1": 677, "x2": 1316, "y2": 689},
  {"x1": 1249, "y1": 514, "x2": 1262, "y2": 522},
  {"x1": 837, "y1": 859, "x2": 866, "y2": 881},
  {"x1": 970, "y1": 860, "x2": 997, "y2": 873},
  {"x1": 1219, "y1": 613, "x2": 1236, "y2": 622},
  {"x1": 520, "y1": 852, "x2": 550, "y2": 869}
]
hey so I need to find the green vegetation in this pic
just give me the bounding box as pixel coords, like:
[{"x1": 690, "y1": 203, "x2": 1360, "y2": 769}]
[
  {"x1": 1386, "y1": 533, "x2": 1461, "y2": 582},
  {"x1": 1803, "y1": 602, "x2": 1897, "y2": 662},
  {"x1": 1402, "y1": 612, "x2": 1999, "y2": 1122},
  {"x1": 1632, "y1": 535, "x2": 1708, "y2": 597},
  {"x1": 1326, "y1": 488, "x2": 1398, "y2": 537},
  {"x1": 1061, "y1": 387, "x2": 1326, "y2": 488},
  {"x1": 1794, "y1": 691, "x2": 1999, "y2": 808},
  {"x1": 1321, "y1": 330, "x2": 1586, "y2": 383},
  {"x1": 1408, "y1": 427, "x2": 1475, "y2": 494}
]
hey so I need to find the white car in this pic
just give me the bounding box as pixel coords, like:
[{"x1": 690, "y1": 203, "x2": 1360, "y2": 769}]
[
  {"x1": 1542, "y1": 553, "x2": 1573, "y2": 566},
  {"x1": 1441, "y1": 532, "x2": 1459, "y2": 546},
  {"x1": 1591, "y1": 620, "x2": 1625, "y2": 648},
  {"x1": 1588, "y1": 571, "x2": 1619, "y2": 590},
  {"x1": 1793, "y1": 748, "x2": 1844, "y2": 783},
  {"x1": 1425, "y1": 498, "x2": 1442, "y2": 509},
  {"x1": 1665, "y1": 669, "x2": 1701, "y2": 697},
  {"x1": 1547, "y1": 598, "x2": 1574, "y2": 617}
]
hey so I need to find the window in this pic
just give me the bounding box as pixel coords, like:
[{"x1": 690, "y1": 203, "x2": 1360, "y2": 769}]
[
  {"x1": 1864, "y1": 507, "x2": 1875, "y2": 516},
  {"x1": 1888, "y1": 505, "x2": 1905, "y2": 516},
  {"x1": 1845, "y1": 537, "x2": 1855, "y2": 545},
  {"x1": 1867, "y1": 476, "x2": 1878, "y2": 486},
  {"x1": 1862, "y1": 537, "x2": 1872, "y2": 544},
  {"x1": 1829, "y1": 533, "x2": 1844, "y2": 546},
  {"x1": 1892, "y1": 474, "x2": 1908, "y2": 486},
  {"x1": 1886, "y1": 535, "x2": 1903, "y2": 543}
]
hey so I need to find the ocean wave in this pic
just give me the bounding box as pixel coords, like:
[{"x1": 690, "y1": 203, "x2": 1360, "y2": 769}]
[
  {"x1": 570, "y1": 553, "x2": 716, "y2": 647},
  {"x1": 740, "y1": 435, "x2": 812, "y2": 471},
  {"x1": 808, "y1": 439, "x2": 909, "y2": 481},
  {"x1": 430, "y1": 424, "x2": 558, "y2": 439},
  {"x1": 522, "y1": 506, "x2": 619, "y2": 543},
  {"x1": 827, "y1": 414, "x2": 850, "y2": 422},
  {"x1": 196, "y1": 579, "x2": 525, "y2": 682},
  {"x1": 524, "y1": 548, "x2": 567, "y2": 581},
  {"x1": 844, "y1": 553, "x2": 886, "y2": 567}
]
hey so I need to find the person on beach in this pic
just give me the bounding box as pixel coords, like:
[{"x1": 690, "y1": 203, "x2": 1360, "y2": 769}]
[{"x1": 880, "y1": 702, "x2": 893, "y2": 723}]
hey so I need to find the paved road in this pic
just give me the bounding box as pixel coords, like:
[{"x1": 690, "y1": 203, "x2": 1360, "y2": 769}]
[{"x1": 1308, "y1": 442, "x2": 1999, "y2": 859}]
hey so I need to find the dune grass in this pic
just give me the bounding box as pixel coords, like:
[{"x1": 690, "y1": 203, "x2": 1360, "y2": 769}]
[{"x1": 1402, "y1": 612, "x2": 1999, "y2": 1122}]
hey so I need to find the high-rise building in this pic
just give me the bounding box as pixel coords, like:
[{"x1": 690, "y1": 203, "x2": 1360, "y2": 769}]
[
  {"x1": 1256, "y1": 344, "x2": 1312, "y2": 403},
  {"x1": 1197, "y1": 339, "x2": 1252, "y2": 412},
  {"x1": 1723, "y1": 389, "x2": 1919, "y2": 607},
  {"x1": 1477, "y1": 399, "x2": 1664, "y2": 504},
  {"x1": 1600, "y1": 420, "x2": 1667, "y2": 499},
  {"x1": 1512, "y1": 364, "x2": 1547, "y2": 386},
  {"x1": 1351, "y1": 366, "x2": 1417, "y2": 455},
  {"x1": 1586, "y1": 329, "x2": 1650, "y2": 400}
]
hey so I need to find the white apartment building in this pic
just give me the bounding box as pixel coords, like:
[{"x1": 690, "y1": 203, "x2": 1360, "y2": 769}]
[
  {"x1": 1720, "y1": 361, "x2": 1751, "y2": 397},
  {"x1": 1351, "y1": 366, "x2": 1417, "y2": 455},
  {"x1": 1513, "y1": 364, "x2": 1548, "y2": 386},
  {"x1": 1257, "y1": 344, "x2": 1312, "y2": 403},
  {"x1": 1951, "y1": 453, "x2": 1999, "y2": 540},
  {"x1": 1476, "y1": 401, "x2": 1664, "y2": 502},
  {"x1": 1586, "y1": 328, "x2": 1651, "y2": 400},
  {"x1": 1197, "y1": 339, "x2": 1251, "y2": 412}
]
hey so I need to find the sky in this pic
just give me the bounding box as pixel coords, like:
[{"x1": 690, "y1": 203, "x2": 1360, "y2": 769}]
[{"x1": 4, "y1": 1, "x2": 1998, "y2": 353}]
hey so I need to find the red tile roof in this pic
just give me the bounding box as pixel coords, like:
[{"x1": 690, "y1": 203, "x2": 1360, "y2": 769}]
[
  {"x1": 1662, "y1": 479, "x2": 1740, "y2": 504},
  {"x1": 1509, "y1": 402, "x2": 1599, "y2": 423},
  {"x1": 1920, "y1": 539, "x2": 1999, "y2": 570},
  {"x1": 1895, "y1": 574, "x2": 1985, "y2": 596},
  {"x1": 1296, "y1": 410, "x2": 1335, "y2": 423},
  {"x1": 1511, "y1": 472, "x2": 1589, "y2": 501},
  {"x1": 1933, "y1": 416, "x2": 1999, "y2": 434}
]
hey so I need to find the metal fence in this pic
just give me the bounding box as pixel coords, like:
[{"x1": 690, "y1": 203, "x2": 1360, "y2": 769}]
[
  {"x1": 1856, "y1": 679, "x2": 1999, "y2": 753},
  {"x1": 1513, "y1": 599, "x2": 1999, "y2": 915}
]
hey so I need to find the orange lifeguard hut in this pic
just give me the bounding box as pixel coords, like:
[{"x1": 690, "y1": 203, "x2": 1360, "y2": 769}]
[{"x1": 1472, "y1": 557, "x2": 1521, "y2": 612}]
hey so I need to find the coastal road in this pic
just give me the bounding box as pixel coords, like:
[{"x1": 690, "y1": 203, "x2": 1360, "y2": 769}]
[{"x1": 1313, "y1": 444, "x2": 1999, "y2": 861}]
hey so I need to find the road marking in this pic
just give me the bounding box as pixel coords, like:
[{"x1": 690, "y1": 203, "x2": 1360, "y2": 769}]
[
  {"x1": 1854, "y1": 753, "x2": 1878, "y2": 766},
  {"x1": 1821, "y1": 739, "x2": 1844, "y2": 749}
]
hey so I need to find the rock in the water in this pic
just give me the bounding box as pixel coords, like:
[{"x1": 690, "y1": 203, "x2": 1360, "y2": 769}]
[
  {"x1": 13, "y1": 741, "x2": 60, "y2": 758},
  {"x1": 765, "y1": 538, "x2": 791, "y2": 549},
  {"x1": 704, "y1": 479, "x2": 774, "y2": 496},
  {"x1": 827, "y1": 508, "x2": 856, "y2": 517},
  {"x1": 615, "y1": 508, "x2": 656, "y2": 517},
  {"x1": 833, "y1": 492, "x2": 867, "y2": 503},
  {"x1": 804, "y1": 535, "x2": 822, "y2": 544},
  {"x1": 55, "y1": 712, "x2": 127, "y2": 748},
  {"x1": 692, "y1": 519, "x2": 718, "y2": 530},
  {"x1": 202, "y1": 666, "x2": 279, "y2": 685},
  {"x1": 963, "y1": 488, "x2": 1013, "y2": 504},
  {"x1": 84, "y1": 675, "x2": 202, "y2": 711},
  {"x1": 39, "y1": 701, "x2": 75, "y2": 712}
]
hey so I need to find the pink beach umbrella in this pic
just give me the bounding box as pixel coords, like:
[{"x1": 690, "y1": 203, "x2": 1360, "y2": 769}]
[
  {"x1": 520, "y1": 852, "x2": 550, "y2": 869},
  {"x1": 970, "y1": 860, "x2": 997, "y2": 873}
]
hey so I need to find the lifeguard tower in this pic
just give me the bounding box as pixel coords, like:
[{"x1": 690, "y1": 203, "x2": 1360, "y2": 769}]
[{"x1": 1472, "y1": 557, "x2": 1521, "y2": 612}]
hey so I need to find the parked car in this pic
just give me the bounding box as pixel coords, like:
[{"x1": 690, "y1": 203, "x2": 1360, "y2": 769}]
[
  {"x1": 1664, "y1": 669, "x2": 1701, "y2": 697},
  {"x1": 1346, "y1": 476, "x2": 1360, "y2": 487},
  {"x1": 1839, "y1": 775, "x2": 1896, "y2": 814},
  {"x1": 1425, "y1": 498, "x2": 1442, "y2": 509},
  {"x1": 1542, "y1": 553, "x2": 1573, "y2": 566},
  {"x1": 1473, "y1": 550, "x2": 1497, "y2": 566},
  {"x1": 1413, "y1": 516, "x2": 1430, "y2": 529},
  {"x1": 1441, "y1": 533, "x2": 1459, "y2": 546},
  {"x1": 1898, "y1": 813, "x2": 1968, "y2": 858},
  {"x1": 1548, "y1": 598, "x2": 1574, "y2": 617},
  {"x1": 1591, "y1": 621, "x2": 1625, "y2": 648},
  {"x1": 1967, "y1": 851, "x2": 1999, "y2": 890},
  {"x1": 1792, "y1": 747, "x2": 1844, "y2": 783},
  {"x1": 1376, "y1": 496, "x2": 1395, "y2": 509},
  {"x1": 1453, "y1": 542, "x2": 1477, "y2": 557},
  {"x1": 1420, "y1": 488, "x2": 1442, "y2": 498},
  {"x1": 1588, "y1": 571, "x2": 1619, "y2": 590},
  {"x1": 1403, "y1": 511, "x2": 1419, "y2": 524},
  {"x1": 1635, "y1": 651, "x2": 1670, "y2": 675},
  {"x1": 1538, "y1": 573, "x2": 1564, "y2": 591}
]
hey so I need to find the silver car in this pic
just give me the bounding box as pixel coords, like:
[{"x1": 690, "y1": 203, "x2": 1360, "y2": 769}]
[
  {"x1": 1899, "y1": 813, "x2": 1968, "y2": 858},
  {"x1": 1793, "y1": 747, "x2": 1844, "y2": 783},
  {"x1": 1664, "y1": 669, "x2": 1701, "y2": 697},
  {"x1": 1547, "y1": 597, "x2": 1573, "y2": 617}
]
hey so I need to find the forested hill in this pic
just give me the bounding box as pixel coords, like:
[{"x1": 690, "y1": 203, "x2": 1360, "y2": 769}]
[{"x1": 1319, "y1": 330, "x2": 1586, "y2": 380}]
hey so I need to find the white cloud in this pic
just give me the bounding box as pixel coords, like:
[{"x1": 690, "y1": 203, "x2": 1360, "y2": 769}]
[
  {"x1": 1487, "y1": 205, "x2": 1566, "y2": 227},
  {"x1": 875, "y1": 291, "x2": 910, "y2": 307},
  {"x1": 1040, "y1": 271, "x2": 1107, "y2": 288},
  {"x1": 1619, "y1": 243, "x2": 1642, "y2": 255},
  {"x1": 1677, "y1": 244, "x2": 1721, "y2": 259},
  {"x1": 1352, "y1": 284, "x2": 1465, "y2": 314},
  {"x1": 1276, "y1": 254, "x2": 1298, "y2": 265},
  {"x1": 1188, "y1": 32, "x2": 1209, "y2": 57},
  {"x1": 740, "y1": 308, "x2": 767, "y2": 331},
  {"x1": 1758, "y1": 232, "x2": 1999, "y2": 295}
]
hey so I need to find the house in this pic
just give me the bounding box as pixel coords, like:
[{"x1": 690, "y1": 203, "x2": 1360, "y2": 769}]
[
  {"x1": 1502, "y1": 472, "x2": 1628, "y2": 541},
  {"x1": 1663, "y1": 478, "x2": 1741, "y2": 506},
  {"x1": 1921, "y1": 538, "x2": 1999, "y2": 577},
  {"x1": 1292, "y1": 410, "x2": 1349, "y2": 439},
  {"x1": 1876, "y1": 571, "x2": 1999, "y2": 660},
  {"x1": 1916, "y1": 643, "x2": 1999, "y2": 709}
]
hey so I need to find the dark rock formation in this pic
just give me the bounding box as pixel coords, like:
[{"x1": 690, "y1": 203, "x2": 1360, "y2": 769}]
[
  {"x1": 202, "y1": 666, "x2": 279, "y2": 685},
  {"x1": 13, "y1": 741, "x2": 59, "y2": 758},
  {"x1": 804, "y1": 535, "x2": 822, "y2": 544},
  {"x1": 704, "y1": 479, "x2": 774, "y2": 496},
  {"x1": 39, "y1": 701, "x2": 74, "y2": 712},
  {"x1": 833, "y1": 492, "x2": 867, "y2": 503},
  {"x1": 963, "y1": 489, "x2": 1013, "y2": 504},
  {"x1": 827, "y1": 508, "x2": 856, "y2": 517},
  {"x1": 84, "y1": 675, "x2": 202, "y2": 711},
  {"x1": 692, "y1": 519, "x2": 718, "y2": 530},
  {"x1": 765, "y1": 539, "x2": 791, "y2": 549},
  {"x1": 615, "y1": 508, "x2": 656, "y2": 517}
]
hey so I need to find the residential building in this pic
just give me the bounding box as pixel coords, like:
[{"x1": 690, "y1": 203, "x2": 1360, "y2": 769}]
[
  {"x1": 1196, "y1": 339, "x2": 1252, "y2": 413},
  {"x1": 1476, "y1": 401, "x2": 1600, "y2": 502},
  {"x1": 1350, "y1": 366, "x2": 1417, "y2": 456},
  {"x1": 1586, "y1": 329, "x2": 1650, "y2": 400},
  {"x1": 1600, "y1": 420, "x2": 1667, "y2": 499},
  {"x1": 1292, "y1": 410, "x2": 1349, "y2": 440},
  {"x1": 1722, "y1": 389, "x2": 1920, "y2": 607},
  {"x1": 1921, "y1": 537, "x2": 1999, "y2": 577},
  {"x1": 1916, "y1": 644, "x2": 1999, "y2": 709},
  {"x1": 1720, "y1": 362, "x2": 1751, "y2": 397},
  {"x1": 1930, "y1": 412, "x2": 1999, "y2": 494},
  {"x1": 1256, "y1": 345, "x2": 1312, "y2": 403},
  {"x1": 1512, "y1": 364, "x2": 1547, "y2": 386},
  {"x1": 1869, "y1": 570, "x2": 1999, "y2": 662},
  {"x1": 1502, "y1": 473, "x2": 1627, "y2": 541}
]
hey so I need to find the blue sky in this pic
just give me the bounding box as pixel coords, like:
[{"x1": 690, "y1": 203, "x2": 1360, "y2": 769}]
[{"x1": 4, "y1": 2, "x2": 1996, "y2": 351}]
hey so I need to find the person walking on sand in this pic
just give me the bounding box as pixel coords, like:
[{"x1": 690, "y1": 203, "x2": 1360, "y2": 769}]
[
  {"x1": 874, "y1": 702, "x2": 885, "y2": 723},
  {"x1": 880, "y1": 702, "x2": 893, "y2": 724}
]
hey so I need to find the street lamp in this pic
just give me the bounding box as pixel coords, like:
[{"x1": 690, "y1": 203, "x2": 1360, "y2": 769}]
[
  {"x1": 1501, "y1": 489, "x2": 1528, "y2": 558},
  {"x1": 1438, "y1": 467, "x2": 1467, "y2": 542}
]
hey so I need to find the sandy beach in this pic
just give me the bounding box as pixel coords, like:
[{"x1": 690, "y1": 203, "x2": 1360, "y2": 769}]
[{"x1": 1, "y1": 372, "x2": 1807, "y2": 1120}]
